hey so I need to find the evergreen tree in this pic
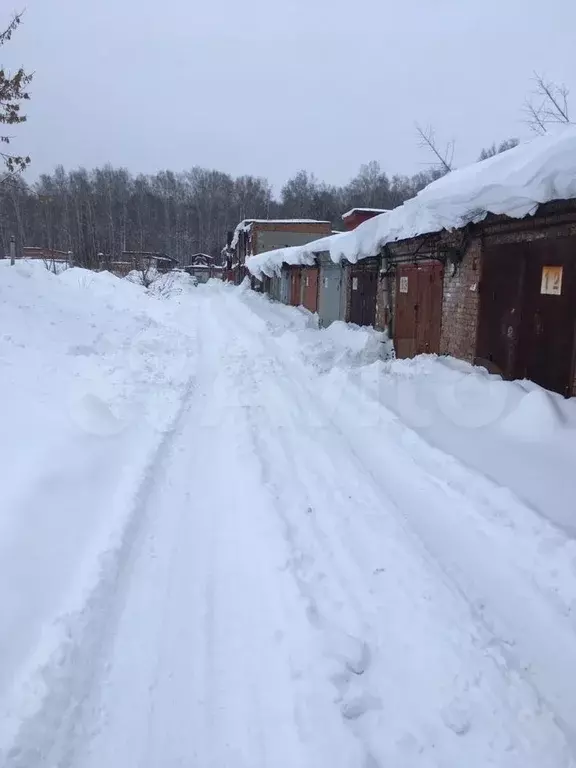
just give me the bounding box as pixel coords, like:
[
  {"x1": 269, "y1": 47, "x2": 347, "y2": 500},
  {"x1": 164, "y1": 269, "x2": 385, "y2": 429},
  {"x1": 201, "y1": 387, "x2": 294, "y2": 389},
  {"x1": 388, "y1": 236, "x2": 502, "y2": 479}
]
[{"x1": 1, "y1": 13, "x2": 32, "y2": 174}]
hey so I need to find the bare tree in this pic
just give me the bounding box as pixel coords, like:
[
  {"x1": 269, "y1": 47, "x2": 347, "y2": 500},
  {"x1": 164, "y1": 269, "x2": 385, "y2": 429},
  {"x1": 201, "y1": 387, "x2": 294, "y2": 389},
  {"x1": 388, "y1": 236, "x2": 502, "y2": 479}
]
[
  {"x1": 0, "y1": 159, "x2": 454, "y2": 260},
  {"x1": 415, "y1": 123, "x2": 454, "y2": 175},
  {"x1": 136, "y1": 257, "x2": 155, "y2": 289},
  {"x1": 525, "y1": 72, "x2": 571, "y2": 134},
  {"x1": 1, "y1": 12, "x2": 32, "y2": 177}
]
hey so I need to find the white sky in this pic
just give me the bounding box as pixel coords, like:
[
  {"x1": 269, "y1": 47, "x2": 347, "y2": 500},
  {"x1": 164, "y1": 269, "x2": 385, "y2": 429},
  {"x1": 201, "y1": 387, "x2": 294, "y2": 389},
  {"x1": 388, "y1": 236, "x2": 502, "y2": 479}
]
[{"x1": 7, "y1": 0, "x2": 576, "y2": 188}]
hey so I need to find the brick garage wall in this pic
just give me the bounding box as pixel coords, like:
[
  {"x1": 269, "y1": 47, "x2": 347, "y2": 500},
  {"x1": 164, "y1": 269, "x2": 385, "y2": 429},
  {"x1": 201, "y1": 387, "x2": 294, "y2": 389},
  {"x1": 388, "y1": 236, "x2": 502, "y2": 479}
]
[
  {"x1": 344, "y1": 202, "x2": 576, "y2": 393},
  {"x1": 375, "y1": 270, "x2": 393, "y2": 331},
  {"x1": 439, "y1": 237, "x2": 482, "y2": 361}
]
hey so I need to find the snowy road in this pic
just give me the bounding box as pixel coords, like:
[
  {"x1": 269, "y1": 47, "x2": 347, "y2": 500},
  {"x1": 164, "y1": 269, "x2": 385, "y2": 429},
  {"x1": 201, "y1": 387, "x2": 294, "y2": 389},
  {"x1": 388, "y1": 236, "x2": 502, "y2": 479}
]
[{"x1": 2, "y1": 270, "x2": 576, "y2": 767}]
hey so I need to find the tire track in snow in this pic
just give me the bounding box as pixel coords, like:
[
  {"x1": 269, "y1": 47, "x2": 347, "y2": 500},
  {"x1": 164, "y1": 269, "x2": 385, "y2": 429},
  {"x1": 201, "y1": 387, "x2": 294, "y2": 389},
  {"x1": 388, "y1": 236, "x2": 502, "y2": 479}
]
[
  {"x1": 220, "y1": 288, "x2": 576, "y2": 766},
  {"x1": 73, "y1": 300, "x2": 367, "y2": 768},
  {"x1": 197, "y1": 306, "x2": 372, "y2": 768}
]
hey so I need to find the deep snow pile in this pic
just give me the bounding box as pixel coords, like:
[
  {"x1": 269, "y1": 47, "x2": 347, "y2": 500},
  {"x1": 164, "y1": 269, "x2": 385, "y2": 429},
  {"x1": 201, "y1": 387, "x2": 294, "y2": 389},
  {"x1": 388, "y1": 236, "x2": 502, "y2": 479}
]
[
  {"x1": 231, "y1": 280, "x2": 393, "y2": 368},
  {"x1": 327, "y1": 352, "x2": 576, "y2": 533},
  {"x1": 271, "y1": 318, "x2": 392, "y2": 371},
  {"x1": 146, "y1": 269, "x2": 198, "y2": 298},
  {"x1": 0, "y1": 261, "x2": 197, "y2": 756},
  {"x1": 247, "y1": 127, "x2": 576, "y2": 277}
]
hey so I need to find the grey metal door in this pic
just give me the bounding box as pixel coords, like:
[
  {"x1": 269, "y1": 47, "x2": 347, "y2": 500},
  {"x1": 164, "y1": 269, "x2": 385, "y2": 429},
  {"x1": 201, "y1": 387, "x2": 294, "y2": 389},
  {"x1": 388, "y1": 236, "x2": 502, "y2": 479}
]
[
  {"x1": 269, "y1": 276, "x2": 281, "y2": 300},
  {"x1": 319, "y1": 263, "x2": 345, "y2": 327}
]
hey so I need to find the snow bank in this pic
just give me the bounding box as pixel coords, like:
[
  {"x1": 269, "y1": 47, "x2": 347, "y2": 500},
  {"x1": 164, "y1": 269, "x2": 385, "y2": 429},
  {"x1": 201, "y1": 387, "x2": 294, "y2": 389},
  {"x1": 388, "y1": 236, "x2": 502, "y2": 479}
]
[
  {"x1": 224, "y1": 278, "x2": 392, "y2": 368},
  {"x1": 500, "y1": 388, "x2": 567, "y2": 441},
  {"x1": 280, "y1": 321, "x2": 393, "y2": 372},
  {"x1": 348, "y1": 353, "x2": 576, "y2": 436},
  {"x1": 0, "y1": 261, "x2": 198, "y2": 753},
  {"x1": 147, "y1": 270, "x2": 198, "y2": 298},
  {"x1": 60, "y1": 266, "x2": 146, "y2": 306},
  {"x1": 322, "y1": 351, "x2": 576, "y2": 532},
  {"x1": 247, "y1": 127, "x2": 576, "y2": 278}
]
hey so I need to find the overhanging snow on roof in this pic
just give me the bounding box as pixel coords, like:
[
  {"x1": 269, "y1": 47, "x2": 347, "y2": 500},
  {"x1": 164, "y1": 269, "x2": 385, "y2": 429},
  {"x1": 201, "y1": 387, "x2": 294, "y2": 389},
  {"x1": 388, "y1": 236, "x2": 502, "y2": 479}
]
[{"x1": 247, "y1": 127, "x2": 576, "y2": 279}]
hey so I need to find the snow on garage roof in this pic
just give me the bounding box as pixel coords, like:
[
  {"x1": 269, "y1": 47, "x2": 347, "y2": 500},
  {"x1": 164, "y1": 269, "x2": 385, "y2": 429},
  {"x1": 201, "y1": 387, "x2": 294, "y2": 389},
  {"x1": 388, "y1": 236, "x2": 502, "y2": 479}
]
[{"x1": 247, "y1": 127, "x2": 576, "y2": 279}]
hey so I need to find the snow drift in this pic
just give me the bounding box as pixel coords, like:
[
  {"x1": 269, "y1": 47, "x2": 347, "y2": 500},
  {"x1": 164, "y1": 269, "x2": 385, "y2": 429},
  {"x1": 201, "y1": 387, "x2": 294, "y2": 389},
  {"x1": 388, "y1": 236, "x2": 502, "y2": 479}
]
[{"x1": 0, "y1": 261, "x2": 198, "y2": 760}]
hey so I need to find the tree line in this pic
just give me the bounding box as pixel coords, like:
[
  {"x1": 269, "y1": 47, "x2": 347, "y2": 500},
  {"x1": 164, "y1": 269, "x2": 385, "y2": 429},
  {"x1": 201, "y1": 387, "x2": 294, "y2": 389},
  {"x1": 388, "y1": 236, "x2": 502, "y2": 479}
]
[
  {"x1": 0, "y1": 163, "x2": 450, "y2": 267},
  {"x1": 1, "y1": 12, "x2": 571, "y2": 269}
]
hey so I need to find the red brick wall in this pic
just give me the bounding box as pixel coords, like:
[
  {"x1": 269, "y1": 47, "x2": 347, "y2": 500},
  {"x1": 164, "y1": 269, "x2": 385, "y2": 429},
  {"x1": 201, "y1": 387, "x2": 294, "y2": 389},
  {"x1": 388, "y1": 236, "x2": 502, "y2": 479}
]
[{"x1": 439, "y1": 238, "x2": 482, "y2": 361}]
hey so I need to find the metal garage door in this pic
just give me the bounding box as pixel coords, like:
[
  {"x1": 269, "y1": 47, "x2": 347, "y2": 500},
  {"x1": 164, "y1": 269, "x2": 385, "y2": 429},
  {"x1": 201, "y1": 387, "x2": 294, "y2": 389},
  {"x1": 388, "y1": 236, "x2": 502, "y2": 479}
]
[
  {"x1": 349, "y1": 263, "x2": 378, "y2": 327},
  {"x1": 318, "y1": 262, "x2": 345, "y2": 327},
  {"x1": 301, "y1": 267, "x2": 319, "y2": 313},
  {"x1": 395, "y1": 262, "x2": 444, "y2": 358},
  {"x1": 477, "y1": 237, "x2": 576, "y2": 395},
  {"x1": 289, "y1": 268, "x2": 302, "y2": 306}
]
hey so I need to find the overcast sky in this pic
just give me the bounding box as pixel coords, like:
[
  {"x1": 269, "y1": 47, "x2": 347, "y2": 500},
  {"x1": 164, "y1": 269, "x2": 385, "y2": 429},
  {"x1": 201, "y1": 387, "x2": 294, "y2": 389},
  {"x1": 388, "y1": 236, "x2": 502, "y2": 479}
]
[{"x1": 7, "y1": 0, "x2": 576, "y2": 190}]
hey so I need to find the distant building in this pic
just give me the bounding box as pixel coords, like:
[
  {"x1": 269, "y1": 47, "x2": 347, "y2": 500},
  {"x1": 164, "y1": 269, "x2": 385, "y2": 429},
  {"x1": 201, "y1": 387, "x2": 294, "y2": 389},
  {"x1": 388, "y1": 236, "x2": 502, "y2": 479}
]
[
  {"x1": 118, "y1": 251, "x2": 178, "y2": 273},
  {"x1": 225, "y1": 219, "x2": 333, "y2": 285},
  {"x1": 188, "y1": 252, "x2": 214, "y2": 266},
  {"x1": 184, "y1": 254, "x2": 222, "y2": 283},
  {"x1": 341, "y1": 208, "x2": 389, "y2": 231},
  {"x1": 20, "y1": 246, "x2": 70, "y2": 264}
]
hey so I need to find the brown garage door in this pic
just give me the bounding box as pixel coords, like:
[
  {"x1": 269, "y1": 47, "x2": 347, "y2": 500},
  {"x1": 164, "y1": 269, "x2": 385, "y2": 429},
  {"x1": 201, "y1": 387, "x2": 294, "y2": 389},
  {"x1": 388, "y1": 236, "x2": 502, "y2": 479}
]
[
  {"x1": 395, "y1": 262, "x2": 444, "y2": 358},
  {"x1": 476, "y1": 242, "x2": 526, "y2": 378},
  {"x1": 301, "y1": 267, "x2": 319, "y2": 313},
  {"x1": 349, "y1": 264, "x2": 378, "y2": 326},
  {"x1": 477, "y1": 237, "x2": 576, "y2": 395},
  {"x1": 290, "y1": 268, "x2": 302, "y2": 306},
  {"x1": 521, "y1": 238, "x2": 576, "y2": 396}
]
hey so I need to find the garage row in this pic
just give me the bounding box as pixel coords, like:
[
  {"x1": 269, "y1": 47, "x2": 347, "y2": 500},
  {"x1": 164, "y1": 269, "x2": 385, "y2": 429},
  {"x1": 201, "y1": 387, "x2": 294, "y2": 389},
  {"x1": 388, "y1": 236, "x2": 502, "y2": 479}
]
[{"x1": 255, "y1": 202, "x2": 576, "y2": 399}]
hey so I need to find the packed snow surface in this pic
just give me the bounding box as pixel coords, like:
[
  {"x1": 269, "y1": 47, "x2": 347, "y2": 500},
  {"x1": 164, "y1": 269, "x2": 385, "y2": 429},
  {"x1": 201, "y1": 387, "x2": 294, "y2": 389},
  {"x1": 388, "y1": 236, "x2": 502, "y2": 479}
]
[
  {"x1": 247, "y1": 127, "x2": 576, "y2": 277},
  {"x1": 1, "y1": 262, "x2": 576, "y2": 767}
]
